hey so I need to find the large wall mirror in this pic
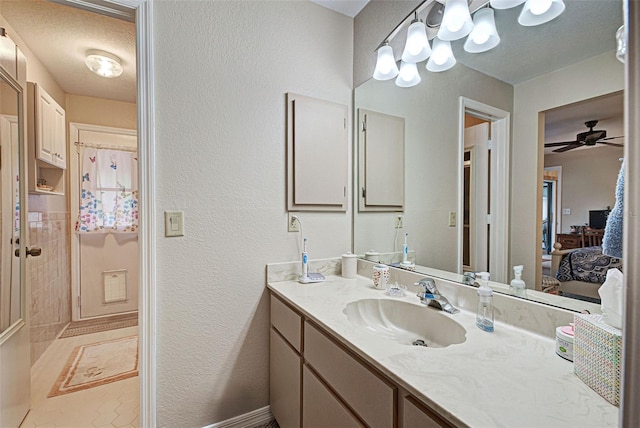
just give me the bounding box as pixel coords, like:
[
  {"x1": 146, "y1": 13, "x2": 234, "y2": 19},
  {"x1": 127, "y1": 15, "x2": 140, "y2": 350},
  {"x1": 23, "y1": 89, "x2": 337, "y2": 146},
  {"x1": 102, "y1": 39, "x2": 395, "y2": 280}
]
[{"x1": 353, "y1": 0, "x2": 624, "y2": 312}]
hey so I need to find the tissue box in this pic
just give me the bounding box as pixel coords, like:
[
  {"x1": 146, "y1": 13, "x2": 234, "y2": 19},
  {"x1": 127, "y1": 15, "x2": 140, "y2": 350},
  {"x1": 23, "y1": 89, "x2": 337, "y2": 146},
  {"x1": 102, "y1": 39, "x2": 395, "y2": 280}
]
[{"x1": 573, "y1": 314, "x2": 622, "y2": 406}]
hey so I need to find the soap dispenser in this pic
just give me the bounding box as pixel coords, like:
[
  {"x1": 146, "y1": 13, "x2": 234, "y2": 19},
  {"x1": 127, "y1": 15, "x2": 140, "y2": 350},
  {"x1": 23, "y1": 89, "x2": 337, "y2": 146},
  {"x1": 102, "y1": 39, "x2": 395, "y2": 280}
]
[
  {"x1": 476, "y1": 282, "x2": 495, "y2": 333},
  {"x1": 510, "y1": 265, "x2": 527, "y2": 298}
]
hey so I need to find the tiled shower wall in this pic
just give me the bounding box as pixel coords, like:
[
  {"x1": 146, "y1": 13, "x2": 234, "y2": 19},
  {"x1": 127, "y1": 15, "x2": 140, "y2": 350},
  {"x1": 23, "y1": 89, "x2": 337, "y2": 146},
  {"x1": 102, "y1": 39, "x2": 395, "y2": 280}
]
[{"x1": 28, "y1": 210, "x2": 71, "y2": 364}]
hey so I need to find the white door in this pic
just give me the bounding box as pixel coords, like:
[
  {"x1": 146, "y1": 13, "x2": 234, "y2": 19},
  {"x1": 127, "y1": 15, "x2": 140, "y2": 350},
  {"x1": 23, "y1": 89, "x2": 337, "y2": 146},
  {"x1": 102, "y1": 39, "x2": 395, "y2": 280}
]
[
  {"x1": 71, "y1": 126, "x2": 138, "y2": 319},
  {"x1": 464, "y1": 122, "x2": 490, "y2": 273},
  {"x1": 0, "y1": 98, "x2": 31, "y2": 425}
]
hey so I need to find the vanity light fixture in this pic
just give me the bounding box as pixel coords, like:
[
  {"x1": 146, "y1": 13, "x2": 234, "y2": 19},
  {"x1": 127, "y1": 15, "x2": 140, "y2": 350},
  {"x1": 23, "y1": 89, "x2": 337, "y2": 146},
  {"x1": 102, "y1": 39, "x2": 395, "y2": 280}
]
[
  {"x1": 401, "y1": 14, "x2": 432, "y2": 63},
  {"x1": 373, "y1": 43, "x2": 400, "y2": 80},
  {"x1": 464, "y1": 8, "x2": 500, "y2": 53},
  {"x1": 517, "y1": 0, "x2": 565, "y2": 26},
  {"x1": 395, "y1": 61, "x2": 421, "y2": 87},
  {"x1": 85, "y1": 49, "x2": 123, "y2": 78},
  {"x1": 427, "y1": 38, "x2": 456, "y2": 72},
  {"x1": 438, "y1": 0, "x2": 474, "y2": 41}
]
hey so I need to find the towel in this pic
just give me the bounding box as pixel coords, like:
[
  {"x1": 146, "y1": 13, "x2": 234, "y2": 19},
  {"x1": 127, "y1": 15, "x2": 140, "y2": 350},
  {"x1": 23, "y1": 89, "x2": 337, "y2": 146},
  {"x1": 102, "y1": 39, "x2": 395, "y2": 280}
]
[{"x1": 602, "y1": 160, "x2": 624, "y2": 258}]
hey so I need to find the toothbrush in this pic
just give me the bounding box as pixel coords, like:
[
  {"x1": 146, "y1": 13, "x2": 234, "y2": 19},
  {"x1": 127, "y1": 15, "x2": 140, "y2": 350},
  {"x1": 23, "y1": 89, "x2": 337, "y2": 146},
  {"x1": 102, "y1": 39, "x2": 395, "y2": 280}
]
[
  {"x1": 301, "y1": 238, "x2": 308, "y2": 280},
  {"x1": 402, "y1": 232, "x2": 408, "y2": 263}
]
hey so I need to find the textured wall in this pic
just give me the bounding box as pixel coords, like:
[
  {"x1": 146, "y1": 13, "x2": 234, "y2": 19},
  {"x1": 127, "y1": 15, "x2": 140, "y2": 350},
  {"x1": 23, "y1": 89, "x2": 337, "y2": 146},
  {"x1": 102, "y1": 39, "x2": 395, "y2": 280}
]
[
  {"x1": 153, "y1": 2, "x2": 353, "y2": 426},
  {"x1": 512, "y1": 51, "x2": 624, "y2": 287}
]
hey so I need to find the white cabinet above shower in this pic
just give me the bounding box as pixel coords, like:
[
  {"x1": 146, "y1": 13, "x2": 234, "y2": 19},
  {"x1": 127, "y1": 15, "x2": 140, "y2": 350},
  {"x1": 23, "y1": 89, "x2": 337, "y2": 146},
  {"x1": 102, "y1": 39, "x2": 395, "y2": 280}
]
[{"x1": 27, "y1": 82, "x2": 66, "y2": 195}]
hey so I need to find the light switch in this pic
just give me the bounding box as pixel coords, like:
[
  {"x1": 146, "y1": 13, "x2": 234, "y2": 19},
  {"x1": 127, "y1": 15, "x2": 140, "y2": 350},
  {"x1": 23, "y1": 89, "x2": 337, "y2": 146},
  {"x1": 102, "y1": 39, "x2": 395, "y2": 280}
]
[
  {"x1": 164, "y1": 211, "x2": 184, "y2": 237},
  {"x1": 448, "y1": 211, "x2": 456, "y2": 227}
]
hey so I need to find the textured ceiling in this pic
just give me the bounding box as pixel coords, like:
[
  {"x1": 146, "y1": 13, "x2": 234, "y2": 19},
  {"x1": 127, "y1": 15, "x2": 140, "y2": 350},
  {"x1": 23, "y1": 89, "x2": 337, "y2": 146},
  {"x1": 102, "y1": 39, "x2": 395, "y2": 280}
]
[
  {"x1": 310, "y1": 0, "x2": 370, "y2": 17},
  {"x1": 2, "y1": 0, "x2": 136, "y2": 103}
]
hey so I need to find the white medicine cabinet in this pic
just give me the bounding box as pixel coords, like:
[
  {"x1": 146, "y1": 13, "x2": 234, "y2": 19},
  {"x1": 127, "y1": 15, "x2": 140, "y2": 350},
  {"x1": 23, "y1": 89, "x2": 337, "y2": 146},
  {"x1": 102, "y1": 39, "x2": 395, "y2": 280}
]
[
  {"x1": 358, "y1": 109, "x2": 405, "y2": 211},
  {"x1": 27, "y1": 82, "x2": 66, "y2": 194},
  {"x1": 287, "y1": 92, "x2": 348, "y2": 211}
]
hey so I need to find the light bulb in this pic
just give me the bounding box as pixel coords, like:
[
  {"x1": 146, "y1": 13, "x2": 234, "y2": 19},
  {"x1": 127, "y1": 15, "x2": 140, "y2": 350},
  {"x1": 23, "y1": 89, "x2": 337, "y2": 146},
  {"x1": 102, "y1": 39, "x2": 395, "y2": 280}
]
[
  {"x1": 530, "y1": 0, "x2": 552, "y2": 15},
  {"x1": 407, "y1": 21, "x2": 428, "y2": 55},
  {"x1": 433, "y1": 49, "x2": 448, "y2": 66},
  {"x1": 472, "y1": 25, "x2": 491, "y2": 44}
]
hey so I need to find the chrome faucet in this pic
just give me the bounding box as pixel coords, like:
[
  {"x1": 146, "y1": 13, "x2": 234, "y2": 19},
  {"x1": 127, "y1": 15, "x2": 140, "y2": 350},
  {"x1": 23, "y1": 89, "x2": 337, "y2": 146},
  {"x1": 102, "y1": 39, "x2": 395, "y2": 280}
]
[
  {"x1": 415, "y1": 278, "x2": 460, "y2": 314},
  {"x1": 462, "y1": 272, "x2": 480, "y2": 287}
]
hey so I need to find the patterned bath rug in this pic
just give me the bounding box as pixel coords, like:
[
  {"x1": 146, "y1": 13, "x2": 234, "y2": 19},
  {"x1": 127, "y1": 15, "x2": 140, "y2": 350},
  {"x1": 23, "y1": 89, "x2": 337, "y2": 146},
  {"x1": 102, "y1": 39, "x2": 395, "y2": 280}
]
[
  {"x1": 58, "y1": 312, "x2": 138, "y2": 338},
  {"x1": 48, "y1": 335, "x2": 138, "y2": 398}
]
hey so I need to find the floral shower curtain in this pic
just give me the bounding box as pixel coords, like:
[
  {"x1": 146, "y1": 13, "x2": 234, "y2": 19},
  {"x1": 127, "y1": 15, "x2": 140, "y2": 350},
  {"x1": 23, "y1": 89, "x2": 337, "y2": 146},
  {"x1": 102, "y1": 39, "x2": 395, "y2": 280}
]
[{"x1": 75, "y1": 147, "x2": 138, "y2": 233}]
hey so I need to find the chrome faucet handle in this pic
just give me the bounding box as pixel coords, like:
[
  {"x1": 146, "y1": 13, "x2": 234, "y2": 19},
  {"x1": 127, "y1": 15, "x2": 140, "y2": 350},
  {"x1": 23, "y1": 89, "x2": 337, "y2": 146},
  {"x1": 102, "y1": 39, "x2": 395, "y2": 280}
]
[
  {"x1": 415, "y1": 278, "x2": 439, "y2": 297},
  {"x1": 463, "y1": 272, "x2": 477, "y2": 286}
]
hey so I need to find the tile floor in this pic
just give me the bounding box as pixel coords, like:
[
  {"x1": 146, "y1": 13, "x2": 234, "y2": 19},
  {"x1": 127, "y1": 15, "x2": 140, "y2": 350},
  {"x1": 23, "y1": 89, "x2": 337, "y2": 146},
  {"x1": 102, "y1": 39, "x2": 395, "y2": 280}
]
[{"x1": 20, "y1": 326, "x2": 139, "y2": 428}]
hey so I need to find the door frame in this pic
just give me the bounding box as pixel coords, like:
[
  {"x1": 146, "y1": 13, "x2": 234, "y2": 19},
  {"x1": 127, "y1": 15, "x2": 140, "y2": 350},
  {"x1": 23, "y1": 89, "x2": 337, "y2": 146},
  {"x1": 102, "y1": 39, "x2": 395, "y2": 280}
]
[
  {"x1": 69, "y1": 123, "x2": 137, "y2": 321},
  {"x1": 458, "y1": 97, "x2": 510, "y2": 283},
  {"x1": 59, "y1": 0, "x2": 156, "y2": 426}
]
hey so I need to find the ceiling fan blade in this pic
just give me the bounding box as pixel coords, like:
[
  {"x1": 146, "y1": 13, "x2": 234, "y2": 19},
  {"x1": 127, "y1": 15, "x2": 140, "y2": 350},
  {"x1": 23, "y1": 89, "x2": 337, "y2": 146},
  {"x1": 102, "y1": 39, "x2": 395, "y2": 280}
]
[
  {"x1": 553, "y1": 144, "x2": 581, "y2": 153},
  {"x1": 544, "y1": 141, "x2": 578, "y2": 147},
  {"x1": 597, "y1": 141, "x2": 624, "y2": 147},
  {"x1": 599, "y1": 136, "x2": 624, "y2": 141}
]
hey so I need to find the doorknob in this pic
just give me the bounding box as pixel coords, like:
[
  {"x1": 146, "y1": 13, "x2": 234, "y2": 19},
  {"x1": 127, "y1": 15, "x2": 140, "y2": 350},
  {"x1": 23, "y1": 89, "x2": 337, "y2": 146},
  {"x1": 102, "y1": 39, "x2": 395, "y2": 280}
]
[{"x1": 14, "y1": 247, "x2": 42, "y2": 257}]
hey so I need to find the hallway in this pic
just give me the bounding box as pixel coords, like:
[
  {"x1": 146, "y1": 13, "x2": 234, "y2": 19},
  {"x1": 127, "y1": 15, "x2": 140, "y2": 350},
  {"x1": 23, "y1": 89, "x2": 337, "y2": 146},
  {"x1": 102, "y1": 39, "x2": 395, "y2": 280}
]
[{"x1": 20, "y1": 326, "x2": 139, "y2": 427}]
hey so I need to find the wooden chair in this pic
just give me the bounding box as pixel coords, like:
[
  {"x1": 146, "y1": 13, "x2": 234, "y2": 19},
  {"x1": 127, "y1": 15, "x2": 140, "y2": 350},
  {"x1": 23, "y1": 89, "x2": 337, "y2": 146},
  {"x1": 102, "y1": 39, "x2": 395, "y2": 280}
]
[{"x1": 581, "y1": 228, "x2": 605, "y2": 247}]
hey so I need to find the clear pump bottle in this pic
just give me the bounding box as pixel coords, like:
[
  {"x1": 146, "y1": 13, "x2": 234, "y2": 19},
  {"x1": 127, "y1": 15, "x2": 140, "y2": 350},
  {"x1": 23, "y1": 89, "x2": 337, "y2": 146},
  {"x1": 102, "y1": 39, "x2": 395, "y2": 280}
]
[{"x1": 476, "y1": 284, "x2": 495, "y2": 332}]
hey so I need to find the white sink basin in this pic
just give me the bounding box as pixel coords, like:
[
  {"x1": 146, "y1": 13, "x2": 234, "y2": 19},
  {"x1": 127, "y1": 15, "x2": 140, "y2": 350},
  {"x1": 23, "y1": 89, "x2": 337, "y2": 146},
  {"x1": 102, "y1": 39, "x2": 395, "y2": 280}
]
[{"x1": 343, "y1": 299, "x2": 467, "y2": 348}]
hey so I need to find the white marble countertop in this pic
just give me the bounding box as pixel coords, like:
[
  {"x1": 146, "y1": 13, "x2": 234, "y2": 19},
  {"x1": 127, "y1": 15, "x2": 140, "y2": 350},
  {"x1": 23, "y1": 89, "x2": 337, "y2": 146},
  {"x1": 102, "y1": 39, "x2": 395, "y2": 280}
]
[{"x1": 268, "y1": 275, "x2": 618, "y2": 428}]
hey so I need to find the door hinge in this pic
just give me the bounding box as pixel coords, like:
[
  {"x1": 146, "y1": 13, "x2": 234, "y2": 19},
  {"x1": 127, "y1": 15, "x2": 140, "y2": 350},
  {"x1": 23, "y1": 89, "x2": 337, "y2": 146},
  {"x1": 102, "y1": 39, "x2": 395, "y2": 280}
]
[
  {"x1": 362, "y1": 187, "x2": 366, "y2": 198},
  {"x1": 344, "y1": 186, "x2": 347, "y2": 197},
  {"x1": 361, "y1": 121, "x2": 367, "y2": 132},
  {"x1": 486, "y1": 213, "x2": 493, "y2": 224},
  {"x1": 487, "y1": 139, "x2": 493, "y2": 150},
  {"x1": 77, "y1": 296, "x2": 81, "y2": 307},
  {"x1": 344, "y1": 118, "x2": 347, "y2": 129}
]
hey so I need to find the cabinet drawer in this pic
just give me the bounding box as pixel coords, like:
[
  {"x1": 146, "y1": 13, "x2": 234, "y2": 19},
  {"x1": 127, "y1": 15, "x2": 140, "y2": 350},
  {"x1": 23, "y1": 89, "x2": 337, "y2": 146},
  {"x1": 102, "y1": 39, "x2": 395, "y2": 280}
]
[
  {"x1": 303, "y1": 365, "x2": 364, "y2": 428},
  {"x1": 270, "y1": 329, "x2": 301, "y2": 428},
  {"x1": 304, "y1": 321, "x2": 395, "y2": 428},
  {"x1": 271, "y1": 295, "x2": 302, "y2": 352},
  {"x1": 402, "y1": 395, "x2": 455, "y2": 428}
]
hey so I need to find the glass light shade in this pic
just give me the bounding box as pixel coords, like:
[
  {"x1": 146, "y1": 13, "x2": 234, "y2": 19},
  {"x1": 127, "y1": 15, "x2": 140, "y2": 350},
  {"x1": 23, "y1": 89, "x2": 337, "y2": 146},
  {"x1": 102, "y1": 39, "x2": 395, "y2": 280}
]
[
  {"x1": 373, "y1": 44, "x2": 399, "y2": 80},
  {"x1": 489, "y1": 0, "x2": 526, "y2": 9},
  {"x1": 427, "y1": 38, "x2": 456, "y2": 72},
  {"x1": 395, "y1": 61, "x2": 421, "y2": 87},
  {"x1": 437, "y1": 0, "x2": 475, "y2": 41},
  {"x1": 518, "y1": 0, "x2": 565, "y2": 26},
  {"x1": 464, "y1": 8, "x2": 501, "y2": 53},
  {"x1": 616, "y1": 25, "x2": 626, "y2": 63},
  {"x1": 401, "y1": 20, "x2": 432, "y2": 63},
  {"x1": 85, "y1": 50, "x2": 123, "y2": 78}
]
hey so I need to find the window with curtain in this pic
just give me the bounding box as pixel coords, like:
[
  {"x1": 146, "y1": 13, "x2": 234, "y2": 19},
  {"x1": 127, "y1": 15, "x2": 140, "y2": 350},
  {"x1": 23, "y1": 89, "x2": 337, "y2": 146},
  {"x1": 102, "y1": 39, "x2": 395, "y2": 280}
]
[{"x1": 75, "y1": 147, "x2": 138, "y2": 233}]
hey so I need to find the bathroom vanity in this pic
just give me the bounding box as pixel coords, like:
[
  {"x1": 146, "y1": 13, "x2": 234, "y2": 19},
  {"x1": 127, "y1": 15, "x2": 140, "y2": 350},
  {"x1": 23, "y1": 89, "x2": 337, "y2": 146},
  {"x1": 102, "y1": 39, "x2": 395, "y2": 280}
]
[{"x1": 267, "y1": 261, "x2": 618, "y2": 427}]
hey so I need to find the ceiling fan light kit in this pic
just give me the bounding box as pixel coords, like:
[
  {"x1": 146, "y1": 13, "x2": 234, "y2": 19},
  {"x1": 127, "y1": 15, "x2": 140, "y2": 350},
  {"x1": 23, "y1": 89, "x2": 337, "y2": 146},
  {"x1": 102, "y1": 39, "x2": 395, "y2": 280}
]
[{"x1": 372, "y1": 0, "x2": 576, "y2": 87}]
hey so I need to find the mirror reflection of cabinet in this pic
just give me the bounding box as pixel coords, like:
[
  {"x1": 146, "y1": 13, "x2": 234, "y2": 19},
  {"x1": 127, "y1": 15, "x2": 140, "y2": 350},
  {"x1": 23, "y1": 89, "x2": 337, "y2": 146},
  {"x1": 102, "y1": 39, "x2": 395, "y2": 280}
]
[
  {"x1": 358, "y1": 109, "x2": 404, "y2": 212},
  {"x1": 27, "y1": 82, "x2": 66, "y2": 194},
  {"x1": 287, "y1": 93, "x2": 348, "y2": 211}
]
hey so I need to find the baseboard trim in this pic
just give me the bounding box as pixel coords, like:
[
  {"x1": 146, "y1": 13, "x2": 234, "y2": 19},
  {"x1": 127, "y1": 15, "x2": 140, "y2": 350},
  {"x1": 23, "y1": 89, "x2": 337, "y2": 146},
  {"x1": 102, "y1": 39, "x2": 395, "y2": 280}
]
[{"x1": 204, "y1": 405, "x2": 274, "y2": 428}]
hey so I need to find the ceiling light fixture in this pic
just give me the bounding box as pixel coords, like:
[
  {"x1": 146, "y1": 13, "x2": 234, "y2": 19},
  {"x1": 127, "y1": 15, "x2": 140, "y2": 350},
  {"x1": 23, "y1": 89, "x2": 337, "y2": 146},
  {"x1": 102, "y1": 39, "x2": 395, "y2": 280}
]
[
  {"x1": 464, "y1": 8, "x2": 500, "y2": 53},
  {"x1": 438, "y1": 0, "x2": 474, "y2": 41},
  {"x1": 373, "y1": 43, "x2": 400, "y2": 80},
  {"x1": 518, "y1": 0, "x2": 565, "y2": 26},
  {"x1": 85, "y1": 49, "x2": 123, "y2": 78}
]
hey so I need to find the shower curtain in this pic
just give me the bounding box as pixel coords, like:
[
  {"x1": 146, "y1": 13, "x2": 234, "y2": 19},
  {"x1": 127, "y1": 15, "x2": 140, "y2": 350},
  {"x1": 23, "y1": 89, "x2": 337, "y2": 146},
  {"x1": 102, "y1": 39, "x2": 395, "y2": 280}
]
[{"x1": 75, "y1": 147, "x2": 138, "y2": 233}]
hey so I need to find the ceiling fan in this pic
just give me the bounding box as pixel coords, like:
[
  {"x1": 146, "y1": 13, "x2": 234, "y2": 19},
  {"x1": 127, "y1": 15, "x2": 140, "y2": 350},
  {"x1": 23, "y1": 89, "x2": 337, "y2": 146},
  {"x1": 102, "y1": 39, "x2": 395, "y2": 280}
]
[{"x1": 544, "y1": 120, "x2": 624, "y2": 153}]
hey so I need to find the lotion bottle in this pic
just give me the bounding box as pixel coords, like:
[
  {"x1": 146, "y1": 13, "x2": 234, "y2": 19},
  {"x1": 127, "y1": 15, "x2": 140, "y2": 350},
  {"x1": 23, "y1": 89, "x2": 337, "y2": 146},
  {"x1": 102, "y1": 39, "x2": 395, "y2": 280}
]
[{"x1": 510, "y1": 265, "x2": 527, "y2": 298}]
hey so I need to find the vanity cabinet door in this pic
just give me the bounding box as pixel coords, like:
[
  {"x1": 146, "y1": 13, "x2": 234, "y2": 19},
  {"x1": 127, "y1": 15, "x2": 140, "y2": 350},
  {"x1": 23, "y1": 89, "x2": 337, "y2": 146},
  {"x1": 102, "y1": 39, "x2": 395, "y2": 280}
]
[
  {"x1": 304, "y1": 321, "x2": 396, "y2": 428},
  {"x1": 302, "y1": 365, "x2": 364, "y2": 428},
  {"x1": 271, "y1": 295, "x2": 302, "y2": 352},
  {"x1": 270, "y1": 328, "x2": 301, "y2": 428},
  {"x1": 401, "y1": 395, "x2": 455, "y2": 428}
]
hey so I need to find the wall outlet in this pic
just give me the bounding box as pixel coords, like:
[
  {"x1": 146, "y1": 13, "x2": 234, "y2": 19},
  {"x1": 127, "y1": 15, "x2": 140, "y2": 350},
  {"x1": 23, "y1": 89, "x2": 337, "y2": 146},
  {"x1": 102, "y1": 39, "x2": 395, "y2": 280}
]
[
  {"x1": 394, "y1": 213, "x2": 404, "y2": 229},
  {"x1": 448, "y1": 211, "x2": 456, "y2": 227},
  {"x1": 288, "y1": 212, "x2": 300, "y2": 232},
  {"x1": 562, "y1": 208, "x2": 571, "y2": 215}
]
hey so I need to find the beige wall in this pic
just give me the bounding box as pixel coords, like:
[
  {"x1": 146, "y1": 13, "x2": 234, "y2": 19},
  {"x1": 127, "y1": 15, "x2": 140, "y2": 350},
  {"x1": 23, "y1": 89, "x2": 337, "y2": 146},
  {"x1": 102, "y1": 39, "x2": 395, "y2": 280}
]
[
  {"x1": 545, "y1": 146, "x2": 623, "y2": 232},
  {"x1": 154, "y1": 1, "x2": 353, "y2": 425},
  {"x1": 512, "y1": 51, "x2": 624, "y2": 287},
  {"x1": 65, "y1": 94, "x2": 136, "y2": 130}
]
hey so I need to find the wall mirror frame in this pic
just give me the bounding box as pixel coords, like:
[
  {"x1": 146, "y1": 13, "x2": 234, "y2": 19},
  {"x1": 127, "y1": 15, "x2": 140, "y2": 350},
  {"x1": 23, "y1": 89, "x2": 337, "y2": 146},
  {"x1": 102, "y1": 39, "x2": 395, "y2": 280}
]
[{"x1": 353, "y1": 0, "x2": 624, "y2": 314}]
